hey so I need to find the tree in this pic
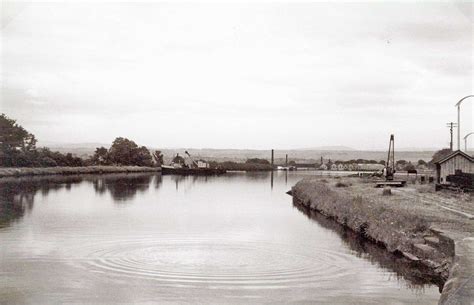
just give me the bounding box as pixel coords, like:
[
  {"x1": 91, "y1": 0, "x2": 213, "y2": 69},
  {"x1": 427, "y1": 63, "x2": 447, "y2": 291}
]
[
  {"x1": 404, "y1": 162, "x2": 416, "y2": 172},
  {"x1": 429, "y1": 148, "x2": 452, "y2": 165},
  {"x1": 108, "y1": 137, "x2": 138, "y2": 165},
  {"x1": 245, "y1": 158, "x2": 270, "y2": 165},
  {"x1": 107, "y1": 137, "x2": 153, "y2": 166},
  {"x1": 0, "y1": 113, "x2": 37, "y2": 152},
  {"x1": 91, "y1": 147, "x2": 110, "y2": 165},
  {"x1": 395, "y1": 159, "x2": 407, "y2": 170},
  {"x1": 0, "y1": 114, "x2": 37, "y2": 166},
  {"x1": 132, "y1": 146, "x2": 153, "y2": 167},
  {"x1": 417, "y1": 159, "x2": 427, "y2": 166}
]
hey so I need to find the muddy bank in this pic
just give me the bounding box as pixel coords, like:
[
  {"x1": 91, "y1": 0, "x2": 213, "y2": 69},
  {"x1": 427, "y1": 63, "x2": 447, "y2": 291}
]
[
  {"x1": 0, "y1": 166, "x2": 161, "y2": 178},
  {"x1": 291, "y1": 177, "x2": 473, "y2": 305}
]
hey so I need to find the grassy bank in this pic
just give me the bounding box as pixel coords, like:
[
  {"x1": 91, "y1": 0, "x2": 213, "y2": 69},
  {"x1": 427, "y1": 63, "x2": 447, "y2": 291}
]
[
  {"x1": 0, "y1": 166, "x2": 161, "y2": 178},
  {"x1": 291, "y1": 177, "x2": 473, "y2": 304}
]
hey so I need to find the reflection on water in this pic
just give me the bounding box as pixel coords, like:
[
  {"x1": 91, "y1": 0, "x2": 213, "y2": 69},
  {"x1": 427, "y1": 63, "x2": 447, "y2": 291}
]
[
  {"x1": 0, "y1": 176, "x2": 84, "y2": 228},
  {"x1": 0, "y1": 172, "x2": 439, "y2": 304},
  {"x1": 93, "y1": 174, "x2": 155, "y2": 202},
  {"x1": 0, "y1": 174, "x2": 161, "y2": 228}
]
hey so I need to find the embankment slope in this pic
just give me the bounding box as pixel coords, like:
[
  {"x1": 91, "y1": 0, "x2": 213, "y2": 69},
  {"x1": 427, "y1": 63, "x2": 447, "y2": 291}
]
[{"x1": 291, "y1": 178, "x2": 473, "y2": 305}]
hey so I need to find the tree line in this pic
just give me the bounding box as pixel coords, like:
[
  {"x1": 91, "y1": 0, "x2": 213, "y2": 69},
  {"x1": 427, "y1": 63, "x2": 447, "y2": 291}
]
[
  {"x1": 0, "y1": 114, "x2": 161, "y2": 167},
  {"x1": 1, "y1": 113, "x2": 452, "y2": 169}
]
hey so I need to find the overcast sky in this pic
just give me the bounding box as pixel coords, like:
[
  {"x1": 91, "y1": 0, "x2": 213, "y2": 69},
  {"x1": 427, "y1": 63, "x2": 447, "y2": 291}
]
[{"x1": 1, "y1": 1, "x2": 473, "y2": 150}]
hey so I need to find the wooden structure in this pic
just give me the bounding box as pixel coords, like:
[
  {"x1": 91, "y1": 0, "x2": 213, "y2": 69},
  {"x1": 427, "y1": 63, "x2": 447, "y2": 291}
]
[{"x1": 435, "y1": 150, "x2": 473, "y2": 184}]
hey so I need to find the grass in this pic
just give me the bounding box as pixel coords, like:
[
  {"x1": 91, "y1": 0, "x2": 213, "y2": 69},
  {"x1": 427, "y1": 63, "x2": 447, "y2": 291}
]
[
  {"x1": 0, "y1": 166, "x2": 160, "y2": 178},
  {"x1": 292, "y1": 178, "x2": 432, "y2": 254}
]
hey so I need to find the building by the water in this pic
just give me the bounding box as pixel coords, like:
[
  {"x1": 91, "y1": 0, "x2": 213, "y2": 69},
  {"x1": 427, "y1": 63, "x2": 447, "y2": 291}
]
[{"x1": 434, "y1": 150, "x2": 473, "y2": 184}]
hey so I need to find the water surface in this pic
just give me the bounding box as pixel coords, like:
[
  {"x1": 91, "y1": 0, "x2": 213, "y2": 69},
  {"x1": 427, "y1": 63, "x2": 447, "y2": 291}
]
[{"x1": 0, "y1": 172, "x2": 439, "y2": 304}]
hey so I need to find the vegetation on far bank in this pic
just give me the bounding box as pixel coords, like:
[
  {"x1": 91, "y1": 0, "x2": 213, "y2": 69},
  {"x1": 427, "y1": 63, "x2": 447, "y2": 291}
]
[
  {"x1": 0, "y1": 166, "x2": 160, "y2": 178},
  {"x1": 0, "y1": 114, "x2": 161, "y2": 168},
  {"x1": 1, "y1": 113, "x2": 451, "y2": 170},
  {"x1": 209, "y1": 158, "x2": 273, "y2": 171}
]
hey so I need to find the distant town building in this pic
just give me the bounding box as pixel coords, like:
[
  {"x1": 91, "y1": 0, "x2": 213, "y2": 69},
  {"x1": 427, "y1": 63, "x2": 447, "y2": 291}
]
[{"x1": 434, "y1": 150, "x2": 473, "y2": 184}]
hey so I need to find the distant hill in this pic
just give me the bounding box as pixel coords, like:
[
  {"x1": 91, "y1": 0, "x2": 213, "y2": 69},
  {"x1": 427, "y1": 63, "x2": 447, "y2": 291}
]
[
  {"x1": 40, "y1": 142, "x2": 437, "y2": 164},
  {"x1": 297, "y1": 146, "x2": 356, "y2": 151},
  {"x1": 38, "y1": 142, "x2": 108, "y2": 159}
]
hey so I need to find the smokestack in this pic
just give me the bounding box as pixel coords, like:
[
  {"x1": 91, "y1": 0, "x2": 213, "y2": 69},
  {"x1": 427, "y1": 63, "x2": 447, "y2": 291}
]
[{"x1": 271, "y1": 149, "x2": 274, "y2": 169}]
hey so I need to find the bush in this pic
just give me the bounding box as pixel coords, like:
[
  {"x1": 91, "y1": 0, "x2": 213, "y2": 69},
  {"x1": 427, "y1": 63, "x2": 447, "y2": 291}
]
[
  {"x1": 210, "y1": 161, "x2": 272, "y2": 171},
  {"x1": 38, "y1": 156, "x2": 58, "y2": 167},
  {"x1": 245, "y1": 158, "x2": 270, "y2": 165},
  {"x1": 382, "y1": 187, "x2": 392, "y2": 196}
]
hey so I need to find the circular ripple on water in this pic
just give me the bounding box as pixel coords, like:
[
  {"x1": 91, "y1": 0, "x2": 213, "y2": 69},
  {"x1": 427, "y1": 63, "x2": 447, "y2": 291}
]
[{"x1": 76, "y1": 237, "x2": 355, "y2": 288}]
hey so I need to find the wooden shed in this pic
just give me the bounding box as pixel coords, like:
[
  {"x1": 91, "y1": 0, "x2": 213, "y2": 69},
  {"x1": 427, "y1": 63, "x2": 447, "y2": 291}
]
[{"x1": 434, "y1": 150, "x2": 473, "y2": 184}]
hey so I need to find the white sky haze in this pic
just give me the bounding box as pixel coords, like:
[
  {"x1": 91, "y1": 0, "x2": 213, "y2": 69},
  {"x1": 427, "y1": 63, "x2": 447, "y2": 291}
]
[{"x1": 1, "y1": 1, "x2": 473, "y2": 150}]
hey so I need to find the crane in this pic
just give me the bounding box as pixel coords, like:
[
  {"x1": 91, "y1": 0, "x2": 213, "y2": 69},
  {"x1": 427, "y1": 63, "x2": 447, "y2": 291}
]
[
  {"x1": 185, "y1": 151, "x2": 199, "y2": 169},
  {"x1": 375, "y1": 134, "x2": 406, "y2": 187},
  {"x1": 385, "y1": 134, "x2": 395, "y2": 181}
]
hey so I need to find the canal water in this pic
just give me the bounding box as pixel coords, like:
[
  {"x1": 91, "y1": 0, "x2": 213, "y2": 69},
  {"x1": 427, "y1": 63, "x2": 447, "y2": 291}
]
[{"x1": 0, "y1": 172, "x2": 439, "y2": 304}]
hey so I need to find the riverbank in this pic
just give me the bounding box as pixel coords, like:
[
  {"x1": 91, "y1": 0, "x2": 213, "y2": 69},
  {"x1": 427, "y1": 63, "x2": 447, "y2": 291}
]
[
  {"x1": 291, "y1": 177, "x2": 473, "y2": 305},
  {"x1": 0, "y1": 166, "x2": 161, "y2": 178}
]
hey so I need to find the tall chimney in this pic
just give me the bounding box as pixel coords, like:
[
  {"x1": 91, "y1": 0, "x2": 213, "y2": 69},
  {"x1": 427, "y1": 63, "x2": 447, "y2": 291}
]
[{"x1": 271, "y1": 149, "x2": 274, "y2": 169}]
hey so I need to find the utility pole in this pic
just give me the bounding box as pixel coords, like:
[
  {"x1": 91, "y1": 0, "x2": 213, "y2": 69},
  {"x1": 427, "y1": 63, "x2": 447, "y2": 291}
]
[{"x1": 446, "y1": 122, "x2": 458, "y2": 151}]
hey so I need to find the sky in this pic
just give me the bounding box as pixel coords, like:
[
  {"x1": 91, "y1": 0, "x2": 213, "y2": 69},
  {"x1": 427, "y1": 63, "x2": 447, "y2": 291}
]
[{"x1": 1, "y1": 1, "x2": 473, "y2": 150}]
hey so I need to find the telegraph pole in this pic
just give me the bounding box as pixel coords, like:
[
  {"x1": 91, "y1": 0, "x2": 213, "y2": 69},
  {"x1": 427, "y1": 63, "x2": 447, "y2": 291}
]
[{"x1": 446, "y1": 122, "x2": 458, "y2": 151}]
